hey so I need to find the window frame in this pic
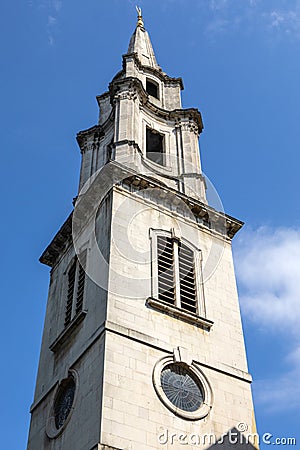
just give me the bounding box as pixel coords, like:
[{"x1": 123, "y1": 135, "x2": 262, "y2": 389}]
[
  {"x1": 64, "y1": 250, "x2": 87, "y2": 327},
  {"x1": 146, "y1": 78, "x2": 160, "y2": 99},
  {"x1": 149, "y1": 229, "x2": 206, "y2": 318},
  {"x1": 153, "y1": 357, "x2": 213, "y2": 421},
  {"x1": 46, "y1": 369, "x2": 79, "y2": 438},
  {"x1": 146, "y1": 127, "x2": 165, "y2": 166}
]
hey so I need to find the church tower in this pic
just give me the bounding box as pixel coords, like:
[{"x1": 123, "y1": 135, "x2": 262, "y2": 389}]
[{"x1": 27, "y1": 9, "x2": 259, "y2": 450}]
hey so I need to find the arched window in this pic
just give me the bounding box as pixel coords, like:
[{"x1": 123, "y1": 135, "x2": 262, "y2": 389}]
[
  {"x1": 146, "y1": 78, "x2": 159, "y2": 99},
  {"x1": 64, "y1": 251, "x2": 87, "y2": 327},
  {"x1": 157, "y1": 235, "x2": 197, "y2": 313},
  {"x1": 146, "y1": 127, "x2": 165, "y2": 165},
  {"x1": 148, "y1": 230, "x2": 212, "y2": 329}
]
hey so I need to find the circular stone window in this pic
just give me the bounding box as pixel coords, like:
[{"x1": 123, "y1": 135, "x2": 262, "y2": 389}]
[
  {"x1": 153, "y1": 358, "x2": 213, "y2": 420},
  {"x1": 161, "y1": 363, "x2": 204, "y2": 412},
  {"x1": 54, "y1": 376, "x2": 76, "y2": 429},
  {"x1": 46, "y1": 370, "x2": 78, "y2": 439}
]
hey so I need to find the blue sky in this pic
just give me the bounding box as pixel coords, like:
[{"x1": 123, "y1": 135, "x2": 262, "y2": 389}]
[{"x1": 1, "y1": 0, "x2": 300, "y2": 448}]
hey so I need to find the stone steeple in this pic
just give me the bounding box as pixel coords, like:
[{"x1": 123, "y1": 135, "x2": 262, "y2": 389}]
[{"x1": 27, "y1": 9, "x2": 259, "y2": 450}]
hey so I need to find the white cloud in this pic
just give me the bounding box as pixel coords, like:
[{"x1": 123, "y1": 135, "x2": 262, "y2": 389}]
[
  {"x1": 270, "y1": 11, "x2": 285, "y2": 28},
  {"x1": 111, "y1": 0, "x2": 300, "y2": 40},
  {"x1": 205, "y1": 18, "x2": 230, "y2": 36},
  {"x1": 52, "y1": 0, "x2": 62, "y2": 12},
  {"x1": 31, "y1": 0, "x2": 62, "y2": 44},
  {"x1": 235, "y1": 227, "x2": 300, "y2": 331},
  {"x1": 203, "y1": 0, "x2": 300, "y2": 39},
  {"x1": 254, "y1": 345, "x2": 300, "y2": 412},
  {"x1": 48, "y1": 15, "x2": 57, "y2": 26},
  {"x1": 47, "y1": 14, "x2": 57, "y2": 45},
  {"x1": 209, "y1": 0, "x2": 230, "y2": 12},
  {"x1": 234, "y1": 227, "x2": 300, "y2": 411},
  {"x1": 267, "y1": 8, "x2": 300, "y2": 37}
]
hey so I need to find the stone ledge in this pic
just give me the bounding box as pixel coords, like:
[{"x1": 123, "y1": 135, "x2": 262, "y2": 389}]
[
  {"x1": 49, "y1": 310, "x2": 87, "y2": 353},
  {"x1": 146, "y1": 297, "x2": 214, "y2": 330},
  {"x1": 39, "y1": 212, "x2": 73, "y2": 267},
  {"x1": 90, "y1": 445, "x2": 123, "y2": 450},
  {"x1": 117, "y1": 166, "x2": 243, "y2": 239},
  {"x1": 109, "y1": 76, "x2": 202, "y2": 133},
  {"x1": 39, "y1": 161, "x2": 243, "y2": 267},
  {"x1": 30, "y1": 323, "x2": 106, "y2": 414},
  {"x1": 122, "y1": 52, "x2": 184, "y2": 89},
  {"x1": 105, "y1": 319, "x2": 253, "y2": 384}
]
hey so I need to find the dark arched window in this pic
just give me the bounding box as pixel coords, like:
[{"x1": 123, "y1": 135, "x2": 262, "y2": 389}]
[
  {"x1": 54, "y1": 375, "x2": 76, "y2": 429},
  {"x1": 146, "y1": 78, "x2": 159, "y2": 99},
  {"x1": 146, "y1": 128, "x2": 165, "y2": 165}
]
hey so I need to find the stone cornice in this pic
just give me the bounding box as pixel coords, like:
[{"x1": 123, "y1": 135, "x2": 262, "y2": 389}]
[
  {"x1": 105, "y1": 320, "x2": 252, "y2": 384},
  {"x1": 119, "y1": 170, "x2": 243, "y2": 239},
  {"x1": 122, "y1": 52, "x2": 184, "y2": 89},
  {"x1": 110, "y1": 76, "x2": 203, "y2": 133},
  {"x1": 76, "y1": 111, "x2": 115, "y2": 153},
  {"x1": 113, "y1": 139, "x2": 206, "y2": 183},
  {"x1": 96, "y1": 91, "x2": 110, "y2": 103},
  {"x1": 110, "y1": 69, "x2": 125, "y2": 85},
  {"x1": 40, "y1": 162, "x2": 243, "y2": 267},
  {"x1": 146, "y1": 297, "x2": 213, "y2": 330},
  {"x1": 49, "y1": 310, "x2": 87, "y2": 352},
  {"x1": 76, "y1": 125, "x2": 105, "y2": 150},
  {"x1": 40, "y1": 213, "x2": 73, "y2": 267},
  {"x1": 29, "y1": 318, "x2": 251, "y2": 414}
]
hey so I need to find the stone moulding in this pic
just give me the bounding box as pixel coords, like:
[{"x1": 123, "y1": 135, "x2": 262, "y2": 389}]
[
  {"x1": 49, "y1": 310, "x2": 87, "y2": 353},
  {"x1": 40, "y1": 164, "x2": 243, "y2": 268},
  {"x1": 94, "y1": 445, "x2": 123, "y2": 450},
  {"x1": 45, "y1": 369, "x2": 79, "y2": 439},
  {"x1": 120, "y1": 171, "x2": 243, "y2": 239},
  {"x1": 109, "y1": 76, "x2": 203, "y2": 134},
  {"x1": 39, "y1": 212, "x2": 73, "y2": 267},
  {"x1": 76, "y1": 125, "x2": 105, "y2": 151},
  {"x1": 122, "y1": 51, "x2": 184, "y2": 89},
  {"x1": 152, "y1": 356, "x2": 213, "y2": 421},
  {"x1": 146, "y1": 297, "x2": 214, "y2": 330}
]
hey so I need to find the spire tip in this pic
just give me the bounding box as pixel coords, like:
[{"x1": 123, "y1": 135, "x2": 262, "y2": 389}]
[{"x1": 136, "y1": 5, "x2": 144, "y2": 28}]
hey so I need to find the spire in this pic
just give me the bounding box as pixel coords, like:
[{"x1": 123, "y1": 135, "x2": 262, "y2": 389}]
[{"x1": 127, "y1": 7, "x2": 160, "y2": 69}]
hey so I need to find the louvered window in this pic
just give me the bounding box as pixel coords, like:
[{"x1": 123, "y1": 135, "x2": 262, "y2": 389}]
[
  {"x1": 178, "y1": 243, "x2": 197, "y2": 314},
  {"x1": 65, "y1": 253, "x2": 86, "y2": 327},
  {"x1": 157, "y1": 236, "x2": 175, "y2": 305},
  {"x1": 76, "y1": 253, "x2": 86, "y2": 314},
  {"x1": 157, "y1": 236, "x2": 197, "y2": 314},
  {"x1": 65, "y1": 261, "x2": 76, "y2": 326}
]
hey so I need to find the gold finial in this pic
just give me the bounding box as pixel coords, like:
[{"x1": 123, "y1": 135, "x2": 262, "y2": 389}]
[{"x1": 136, "y1": 5, "x2": 144, "y2": 28}]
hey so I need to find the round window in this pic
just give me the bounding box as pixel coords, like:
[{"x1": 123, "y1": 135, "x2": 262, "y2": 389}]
[
  {"x1": 54, "y1": 376, "x2": 76, "y2": 429},
  {"x1": 160, "y1": 363, "x2": 204, "y2": 412},
  {"x1": 153, "y1": 357, "x2": 213, "y2": 420},
  {"x1": 46, "y1": 370, "x2": 78, "y2": 439}
]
